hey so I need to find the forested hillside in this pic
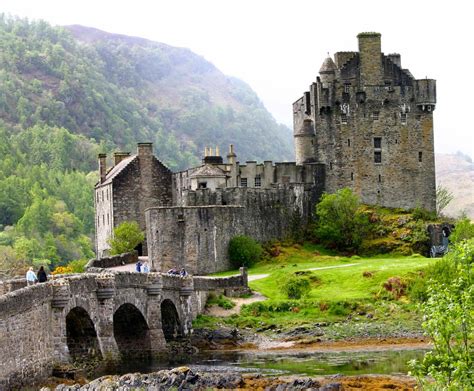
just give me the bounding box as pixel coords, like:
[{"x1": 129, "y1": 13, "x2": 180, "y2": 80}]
[{"x1": 0, "y1": 15, "x2": 293, "y2": 275}]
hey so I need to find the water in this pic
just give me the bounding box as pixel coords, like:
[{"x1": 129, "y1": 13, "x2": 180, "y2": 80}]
[{"x1": 91, "y1": 347, "x2": 427, "y2": 379}]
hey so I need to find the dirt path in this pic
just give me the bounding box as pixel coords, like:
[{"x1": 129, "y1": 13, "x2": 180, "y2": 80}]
[{"x1": 204, "y1": 291, "x2": 267, "y2": 317}]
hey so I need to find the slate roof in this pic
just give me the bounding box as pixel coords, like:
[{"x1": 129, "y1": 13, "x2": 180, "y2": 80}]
[
  {"x1": 319, "y1": 57, "x2": 337, "y2": 73},
  {"x1": 96, "y1": 155, "x2": 137, "y2": 187}
]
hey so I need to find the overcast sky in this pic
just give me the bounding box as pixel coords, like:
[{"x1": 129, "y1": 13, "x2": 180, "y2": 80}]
[{"x1": 2, "y1": 0, "x2": 473, "y2": 157}]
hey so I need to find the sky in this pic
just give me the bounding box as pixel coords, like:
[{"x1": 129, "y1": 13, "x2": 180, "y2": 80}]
[{"x1": 2, "y1": 0, "x2": 473, "y2": 158}]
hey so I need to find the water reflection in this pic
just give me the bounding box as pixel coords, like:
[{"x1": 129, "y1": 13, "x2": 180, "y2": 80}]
[{"x1": 91, "y1": 348, "x2": 427, "y2": 379}]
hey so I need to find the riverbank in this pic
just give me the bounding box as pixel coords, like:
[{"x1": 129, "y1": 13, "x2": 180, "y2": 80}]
[{"x1": 41, "y1": 366, "x2": 419, "y2": 390}]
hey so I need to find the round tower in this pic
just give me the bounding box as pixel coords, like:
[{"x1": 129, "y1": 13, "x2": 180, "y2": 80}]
[
  {"x1": 294, "y1": 118, "x2": 315, "y2": 165},
  {"x1": 319, "y1": 56, "x2": 337, "y2": 84}
]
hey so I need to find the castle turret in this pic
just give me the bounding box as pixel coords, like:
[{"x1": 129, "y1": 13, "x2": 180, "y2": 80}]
[
  {"x1": 294, "y1": 119, "x2": 315, "y2": 165},
  {"x1": 414, "y1": 79, "x2": 436, "y2": 112},
  {"x1": 319, "y1": 56, "x2": 337, "y2": 84},
  {"x1": 358, "y1": 32, "x2": 382, "y2": 86}
]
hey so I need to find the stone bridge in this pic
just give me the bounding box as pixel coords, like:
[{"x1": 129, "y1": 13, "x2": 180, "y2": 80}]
[{"x1": 0, "y1": 269, "x2": 248, "y2": 389}]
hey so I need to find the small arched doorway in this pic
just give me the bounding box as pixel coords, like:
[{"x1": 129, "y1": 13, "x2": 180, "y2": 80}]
[
  {"x1": 113, "y1": 303, "x2": 151, "y2": 358},
  {"x1": 66, "y1": 307, "x2": 100, "y2": 361},
  {"x1": 161, "y1": 299, "x2": 181, "y2": 341}
]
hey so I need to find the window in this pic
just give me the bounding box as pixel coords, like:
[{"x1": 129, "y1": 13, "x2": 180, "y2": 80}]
[
  {"x1": 374, "y1": 137, "x2": 382, "y2": 149},
  {"x1": 401, "y1": 113, "x2": 407, "y2": 125},
  {"x1": 102, "y1": 215, "x2": 105, "y2": 225},
  {"x1": 106, "y1": 188, "x2": 108, "y2": 200},
  {"x1": 372, "y1": 112, "x2": 379, "y2": 120},
  {"x1": 97, "y1": 216, "x2": 100, "y2": 227},
  {"x1": 374, "y1": 151, "x2": 382, "y2": 163},
  {"x1": 255, "y1": 175, "x2": 261, "y2": 187},
  {"x1": 341, "y1": 113, "x2": 348, "y2": 124},
  {"x1": 347, "y1": 139, "x2": 351, "y2": 147},
  {"x1": 344, "y1": 83, "x2": 351, "y2": 93},
  {"x1": 329, "y1": 162, "x2": 333, "y2": 170},
  {"x1": 351, "y1": 172, "x2": 354, "y2": 181},
  {"x1": 107, "y1": 213, "x2": 109, "y2": 225},
  {"x1": 240, "y1": 178, "x2": 248, "y2": 187},
  {"x1": 198, "y1": 182, "x2": 207, "y2": 189},
  {"x1": 102, "y1": 190, "x2": 104, "y2": 202},
  {"x1": 419, "y1": 152, "x2": 423, "y2": 162},
  {"x1": 378, "y1": 174, "x2": 382, "y2": 182}
]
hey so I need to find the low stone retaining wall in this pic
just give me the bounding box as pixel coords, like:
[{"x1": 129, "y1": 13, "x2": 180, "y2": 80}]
[{"x1": 85, "y1": 251, "x2": 138, "y2": 269}]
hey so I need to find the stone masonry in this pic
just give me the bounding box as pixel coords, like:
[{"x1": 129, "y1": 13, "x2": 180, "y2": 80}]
[
  {"x1": 293, "y1": 32, "x2": 436, "y2": 211},
  {"x1": 0, "y1": 270, "x2": 248, "y2": 389}
]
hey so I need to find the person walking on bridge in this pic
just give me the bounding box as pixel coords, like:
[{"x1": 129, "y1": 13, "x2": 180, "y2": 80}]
[
  {"x1": 26, "y1": 267, "x2": 37, "y2": 285},
  {"x1": 37, "y1": 266, "x2": 48, "y2": 283}
]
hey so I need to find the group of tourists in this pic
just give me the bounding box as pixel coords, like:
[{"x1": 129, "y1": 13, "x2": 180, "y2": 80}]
[
  {"x1": 167, "y1": 267, "x2": 188, "y2": 277},
  {"x1": 135, "y1": 260, "x2": 150, "y2": 273},
  {"x1": 25, "y1": 266, "x2": 48, "y2": 285}
]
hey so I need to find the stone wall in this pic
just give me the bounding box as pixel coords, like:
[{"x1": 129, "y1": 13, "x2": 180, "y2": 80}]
[
  {"x1": 85, "y1": 252, "x2": 138, "y2": 269},
  {"x1": 0, "y1": 284, "x2": 56, "y2": 389},
  {"x1": 146, "y1": 186, "x2": 317, "y2": 275}
]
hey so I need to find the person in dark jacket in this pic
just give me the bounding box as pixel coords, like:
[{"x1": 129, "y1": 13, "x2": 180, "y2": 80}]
[{"x1": 37, "y1": 266, "x2": 48, "y2": 283}]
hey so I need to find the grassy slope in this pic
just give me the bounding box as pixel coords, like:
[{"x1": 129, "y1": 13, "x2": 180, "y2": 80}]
[{"x1": 200, "y1": 243, "x2": 436, "y2": 333}]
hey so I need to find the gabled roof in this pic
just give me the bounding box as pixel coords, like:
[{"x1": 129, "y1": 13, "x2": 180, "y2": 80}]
[
  {"x1": 96, "y1": 155, "x2": 137, "y2": 187},
  {"x1": 190, "y1": 164, "x2": 227, "y2": 178}
]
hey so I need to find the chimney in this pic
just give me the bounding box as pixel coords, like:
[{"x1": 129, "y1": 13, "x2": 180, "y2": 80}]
[
  {"x1": 227, "y1": 144, "x2": 237, "y2": 165},
  {"x1": 98, "y1": 153, "x2": 107, "y2": 183},
  {"x1": 137, "y1": 142, "x2": 153, "y2": 157},
  {"x1": 357, "y1": 32, "x2": 382, "y2": 86},
  {"x1": 113, "y1": 152, "x2": 131, "y2": 166}
]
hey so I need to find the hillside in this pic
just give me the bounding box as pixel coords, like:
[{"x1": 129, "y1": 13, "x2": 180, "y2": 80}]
[
  {"x1": 436, "y1": 152, "x2": 474, "y2": 219},
  {"x1": 0, "y1": 17, "x2": 293, "y2": 171}
]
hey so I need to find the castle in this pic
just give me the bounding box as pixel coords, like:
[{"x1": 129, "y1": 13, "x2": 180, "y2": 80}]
[{"x1": 95, "y1": 32, "x2": 436, "y2": 274}]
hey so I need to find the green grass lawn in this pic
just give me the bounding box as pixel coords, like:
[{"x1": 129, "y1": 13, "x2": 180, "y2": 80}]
[{"x1": 199, "y1": 243, "x2": 436, "y2": 332}]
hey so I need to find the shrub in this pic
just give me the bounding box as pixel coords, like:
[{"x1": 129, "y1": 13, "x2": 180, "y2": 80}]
[
  {"x1": 281, "y1": 275, "x2": 311, "y2": 299},
  {"x1": 206, "y1": 293, "x2": 235, "y2": 310},
  {"x1": 328, "y1": 301, "x2": 355, "y2": 316},
  {"x1": 315, "y1": 188, "x2": 369, "y2": 251},
  {"x1": 228, "y1": 235, "x2": 262, "y2": 268},
  {"x1": 108, "y1": 221, "x2": 144, "y2": 255},
  {"x1": 450, "y1": 217, "x2": 474, "y2": 244},
  {"x1": 382, "y1": 277, "x2": 407, "y2": 300},
  {"x1": 410, "y1": 240, "x2": 473, "y2": 389},
  {"x1": 66, "y1": 259, "x2": 88, "y2": 273}
]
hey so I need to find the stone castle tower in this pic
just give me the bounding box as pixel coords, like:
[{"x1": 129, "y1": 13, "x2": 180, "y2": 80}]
[{"x1": 293, "y1": 32, "x2": 436, "y2": 211}]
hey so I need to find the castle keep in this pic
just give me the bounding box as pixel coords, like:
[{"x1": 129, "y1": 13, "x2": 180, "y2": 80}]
[
  {"x1": 294, "y1": 32, "x2": 436, "y2": 210},
  {"x1": 95, "y1": 33, "x2": 436, "y2": 273}
]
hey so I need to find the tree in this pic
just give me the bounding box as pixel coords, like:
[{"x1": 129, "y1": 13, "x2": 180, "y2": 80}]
[
  {"x1": 108, "y1": 221, "x2": 144, "y2": 255},
  {"x1": 315, "y1": 188, "x2": 369, "y2": 251},
  {"x1": 228, "y1": 235, "x2": 262, "y2": 268},
  {"x1": 436, "y1": 185, "x2": 454, "y2": 217},
  {"x1": 410, "y1": 239, "x2": 473, "y2": 389}
]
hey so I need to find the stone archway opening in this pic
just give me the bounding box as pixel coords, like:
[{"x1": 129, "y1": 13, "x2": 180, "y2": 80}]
[
  {"x1": 113, "y1": 303, "x2": 151, "y2": 359},
  {"x1": 161, "y1": 299, "x2": 181, "y2": 341},
  {"x1": 66, "y1": 307, "x2": 100, "y2": 361}
]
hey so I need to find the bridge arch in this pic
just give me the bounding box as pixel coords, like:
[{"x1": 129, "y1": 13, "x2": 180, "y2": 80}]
[
  {"x1": 161, "y1": 299, "x2": 182, "y2": 341},
  {"x1": 113, "y1": 303, "x2": 151, "y2": 358},
  {"x1": 65, "y1": 306, "x2": 100, "y2": 361}
]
